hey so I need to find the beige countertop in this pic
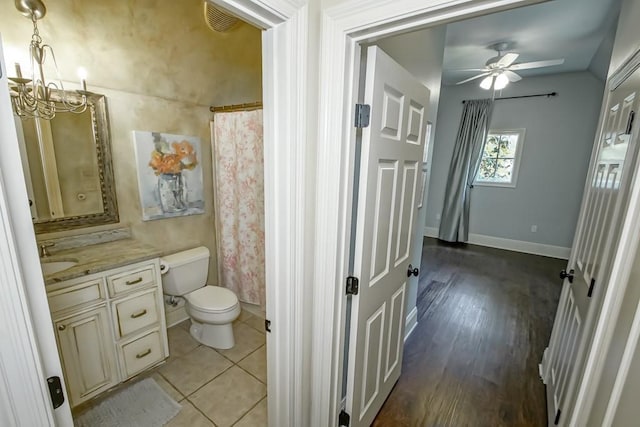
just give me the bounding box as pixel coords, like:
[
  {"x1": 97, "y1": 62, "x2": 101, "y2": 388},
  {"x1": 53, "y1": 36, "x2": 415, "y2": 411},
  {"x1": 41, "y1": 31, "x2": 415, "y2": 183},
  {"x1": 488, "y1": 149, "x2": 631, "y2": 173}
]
[{"x1": 42, "y1": 239, "x2": 163, "y2": 285}]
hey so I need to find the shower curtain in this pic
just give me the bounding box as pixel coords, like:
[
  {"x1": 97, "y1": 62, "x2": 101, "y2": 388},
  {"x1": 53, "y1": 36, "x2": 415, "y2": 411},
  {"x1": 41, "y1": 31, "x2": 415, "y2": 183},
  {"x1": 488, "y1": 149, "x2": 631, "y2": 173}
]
[{"x1": 211, "y1": 110, "x2": 265, "y2": 307}]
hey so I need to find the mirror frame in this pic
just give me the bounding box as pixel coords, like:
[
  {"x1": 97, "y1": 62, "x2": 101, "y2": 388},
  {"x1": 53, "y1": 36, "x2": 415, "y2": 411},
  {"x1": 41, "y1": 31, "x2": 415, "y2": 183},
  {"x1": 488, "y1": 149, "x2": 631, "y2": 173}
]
[{"x1": 31, "y1": 91, "x2": 119, "y2": 233}]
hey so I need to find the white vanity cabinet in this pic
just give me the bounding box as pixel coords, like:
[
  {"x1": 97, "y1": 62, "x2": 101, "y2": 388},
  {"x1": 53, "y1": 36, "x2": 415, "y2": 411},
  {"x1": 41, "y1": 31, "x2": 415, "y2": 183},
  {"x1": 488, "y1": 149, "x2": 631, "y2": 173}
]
[
  {"x1": 47, "y1": 258, "x2": 168, "y2": 407},
  {"x1": 54, "y1": 305, "x2": 117, "y2": 405}
]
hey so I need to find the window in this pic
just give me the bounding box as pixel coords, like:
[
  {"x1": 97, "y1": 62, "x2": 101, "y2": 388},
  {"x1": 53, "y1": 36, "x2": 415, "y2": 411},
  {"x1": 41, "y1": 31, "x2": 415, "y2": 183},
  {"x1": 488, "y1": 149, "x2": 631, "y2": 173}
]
[{"x1": 475, "y1": 129, "x2": 525, "y2": 187}]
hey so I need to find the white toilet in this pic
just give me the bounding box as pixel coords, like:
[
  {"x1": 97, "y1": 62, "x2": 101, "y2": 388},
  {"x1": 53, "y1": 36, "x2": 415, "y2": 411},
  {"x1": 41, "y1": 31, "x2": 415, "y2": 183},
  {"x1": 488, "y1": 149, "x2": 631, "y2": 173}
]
[{"x1": 160, "y1": 246, "x2": 241, "y2": 349}]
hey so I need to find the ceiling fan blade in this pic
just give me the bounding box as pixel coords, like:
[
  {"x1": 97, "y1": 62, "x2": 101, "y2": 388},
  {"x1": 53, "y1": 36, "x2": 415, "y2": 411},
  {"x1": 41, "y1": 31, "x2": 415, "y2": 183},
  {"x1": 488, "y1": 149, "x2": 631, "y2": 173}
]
[
  {"x1": 497, "y1": 53, "x2": 519, "y2": 68},
  {"x1": 509, "y1": 59, "x2": 565, "y2": 71},
  {"x1": 456, "y1": 72, "x2": 491, "y2": 85},
  {"x1": 504, "y1": 70, "x2": 522, "y2": 82},
  {"x1": 450, "y1": 68, "x2": 488, "y2": 72}
]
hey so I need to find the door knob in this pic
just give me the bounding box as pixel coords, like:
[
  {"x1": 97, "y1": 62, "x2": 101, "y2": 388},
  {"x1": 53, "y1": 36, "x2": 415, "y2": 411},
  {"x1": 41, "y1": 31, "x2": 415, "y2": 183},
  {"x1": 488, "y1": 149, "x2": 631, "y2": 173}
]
[
  {"x1": 560, "y1": 269, "x2": 575, "y2": 283},
  {"x1": 407, "y1": 264, "x2": 419, "y2": 277},
  {"x1": 58, "y1": 324, "x2": 66, "y2": 331}
]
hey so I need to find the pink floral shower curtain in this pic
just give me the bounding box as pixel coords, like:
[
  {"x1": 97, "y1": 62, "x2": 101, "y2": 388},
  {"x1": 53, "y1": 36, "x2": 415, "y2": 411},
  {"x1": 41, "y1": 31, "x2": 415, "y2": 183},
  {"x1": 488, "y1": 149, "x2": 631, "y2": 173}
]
[{"x1": 211, "y1": 110, "x2": 265, "y2": 307}]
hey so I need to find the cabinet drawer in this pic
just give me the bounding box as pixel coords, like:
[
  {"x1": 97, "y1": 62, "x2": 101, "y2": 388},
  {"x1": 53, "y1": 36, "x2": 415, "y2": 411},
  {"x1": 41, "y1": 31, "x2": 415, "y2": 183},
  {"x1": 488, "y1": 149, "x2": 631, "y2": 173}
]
[
  {"x1": 119, "y1": 330, "x2": 164, "y2": 378},
  {"x1": 48, "y1": 279, "x2": 105, "y2": 314},
  {"x1": 113, "y1": 290, "x2": 160, "y2": 338},
  {"x1": 107, "y1": 266, "x2": 155, "y2": 296}
]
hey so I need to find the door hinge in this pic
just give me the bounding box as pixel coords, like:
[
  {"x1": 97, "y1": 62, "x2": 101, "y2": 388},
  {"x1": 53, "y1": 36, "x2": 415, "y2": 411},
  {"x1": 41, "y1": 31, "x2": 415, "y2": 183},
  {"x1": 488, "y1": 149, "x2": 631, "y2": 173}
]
[
  {"x1": 554, "y1": 409, "x2": 561, "y2": 425},
  {"x1": 625, "y1": 110, "x2": 635, "y2": 134},
  {"x1": 346, "y1": 276, "x2": 359, "y2": 295},
  {"x1": 588, "y1": 278, "x2": 596, "y2": 298},
  {"x1": 47, "y1": 376, "x2": 65, "y2": 409},
  {"x1": 339, "y1": 409, "x2": 351, "y2": 426},
  {"x1": 265, "y1": 319, "x2": 271, "y2": 333},
  {"x1": 354, "y1": 104, "x2": 370, "y2": 128}
]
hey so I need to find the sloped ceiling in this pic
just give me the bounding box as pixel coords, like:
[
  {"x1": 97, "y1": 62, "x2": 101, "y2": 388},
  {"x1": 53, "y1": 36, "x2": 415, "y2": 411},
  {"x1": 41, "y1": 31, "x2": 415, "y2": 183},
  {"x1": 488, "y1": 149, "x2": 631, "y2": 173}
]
[{"x1": 443, "y1": 0, "x2": 621, "y2": 85}]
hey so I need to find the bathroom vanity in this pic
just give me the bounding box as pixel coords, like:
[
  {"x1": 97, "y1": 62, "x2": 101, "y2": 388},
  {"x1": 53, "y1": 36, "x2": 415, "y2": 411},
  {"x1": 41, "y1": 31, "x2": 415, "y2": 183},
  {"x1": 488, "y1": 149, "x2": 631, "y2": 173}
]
[{"x1": 42, "y1": 239, "x2": 168, "y2": 407}]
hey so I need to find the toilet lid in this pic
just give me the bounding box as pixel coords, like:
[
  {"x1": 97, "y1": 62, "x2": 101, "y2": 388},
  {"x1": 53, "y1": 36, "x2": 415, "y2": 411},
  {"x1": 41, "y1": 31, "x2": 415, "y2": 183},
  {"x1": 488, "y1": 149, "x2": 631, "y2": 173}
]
[{"x1": 186, "y1": 286, "x2": 238, "y2": 313}]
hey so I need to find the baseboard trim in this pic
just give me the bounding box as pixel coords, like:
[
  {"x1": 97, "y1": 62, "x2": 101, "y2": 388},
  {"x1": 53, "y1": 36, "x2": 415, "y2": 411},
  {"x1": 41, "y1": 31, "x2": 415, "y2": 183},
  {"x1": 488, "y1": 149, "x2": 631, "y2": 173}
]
[
  {"x1": 423, "y1": 226, "x2": 570, "y2": 259},
  {"x1": 404, "y1": 306, "x2": 418, "y2": 342}
]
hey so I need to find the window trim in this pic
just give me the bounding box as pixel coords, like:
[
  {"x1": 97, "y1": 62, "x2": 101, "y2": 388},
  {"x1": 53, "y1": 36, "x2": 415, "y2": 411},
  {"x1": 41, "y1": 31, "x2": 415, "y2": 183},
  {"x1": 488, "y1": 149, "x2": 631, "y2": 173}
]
[{"x1": 474, "y1": 128, "x2": 526, "y2": 188}]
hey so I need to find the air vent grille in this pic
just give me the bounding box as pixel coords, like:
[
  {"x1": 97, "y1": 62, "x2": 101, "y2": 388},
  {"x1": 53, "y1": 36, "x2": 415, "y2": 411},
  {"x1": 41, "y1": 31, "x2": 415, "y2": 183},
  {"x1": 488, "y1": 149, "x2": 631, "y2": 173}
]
[{"x1": 204, "y1": 2, "x2": 239, "y2": 33}]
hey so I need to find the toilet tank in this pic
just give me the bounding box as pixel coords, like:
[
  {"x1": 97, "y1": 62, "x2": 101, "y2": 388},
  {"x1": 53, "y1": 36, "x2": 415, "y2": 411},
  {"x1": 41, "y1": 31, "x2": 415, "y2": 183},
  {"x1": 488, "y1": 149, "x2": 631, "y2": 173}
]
[{"x1": 160, "y1": 247, "x2": 210, "y2": 296}]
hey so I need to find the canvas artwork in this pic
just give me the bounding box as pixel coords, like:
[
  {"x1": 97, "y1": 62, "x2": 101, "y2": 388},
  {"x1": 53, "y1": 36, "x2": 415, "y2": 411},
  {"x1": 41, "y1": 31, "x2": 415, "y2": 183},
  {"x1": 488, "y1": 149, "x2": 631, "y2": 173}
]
[{"x1": 133, "y1": 131, "x2": 205, "y2": 220}]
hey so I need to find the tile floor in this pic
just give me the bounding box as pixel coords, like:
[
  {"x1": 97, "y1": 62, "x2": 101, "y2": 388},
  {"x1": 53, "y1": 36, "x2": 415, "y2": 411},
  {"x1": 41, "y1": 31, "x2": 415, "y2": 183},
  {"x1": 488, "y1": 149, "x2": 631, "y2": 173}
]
[{"x1": 74, "y1": 310, "x2": 267, "y2": 427}]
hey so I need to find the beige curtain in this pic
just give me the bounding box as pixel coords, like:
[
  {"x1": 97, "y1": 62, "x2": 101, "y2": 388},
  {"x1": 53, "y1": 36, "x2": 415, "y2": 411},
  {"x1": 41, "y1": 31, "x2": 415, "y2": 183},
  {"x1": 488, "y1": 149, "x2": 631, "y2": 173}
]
[{"x1": 211, "y1": 110, "x2": 265, "y2": 307}]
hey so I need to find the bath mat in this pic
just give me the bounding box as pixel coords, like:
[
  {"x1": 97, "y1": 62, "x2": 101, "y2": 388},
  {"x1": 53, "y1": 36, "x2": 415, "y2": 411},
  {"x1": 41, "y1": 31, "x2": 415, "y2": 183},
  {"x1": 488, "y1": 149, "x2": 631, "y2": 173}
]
[{"x1": 74, "y1": 378, "x2": 181, "y2": 427}]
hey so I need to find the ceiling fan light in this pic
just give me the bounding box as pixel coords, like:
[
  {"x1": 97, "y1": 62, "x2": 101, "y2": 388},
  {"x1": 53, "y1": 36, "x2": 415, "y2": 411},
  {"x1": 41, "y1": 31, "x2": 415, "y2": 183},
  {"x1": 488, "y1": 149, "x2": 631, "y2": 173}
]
[
  {"x1": 479, "y1": 75, "x2": 494, "y2": 90},
  {"x1": 494, "y1": 73, "x2": 509, "y2": 90}
]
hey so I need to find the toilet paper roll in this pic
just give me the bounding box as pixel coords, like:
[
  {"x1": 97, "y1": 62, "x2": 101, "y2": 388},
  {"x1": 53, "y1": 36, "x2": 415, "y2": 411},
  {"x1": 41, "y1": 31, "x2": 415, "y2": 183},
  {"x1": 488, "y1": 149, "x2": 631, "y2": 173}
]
[{"x1": 159, "y1": 259, "x2": 170, "y2": 275}]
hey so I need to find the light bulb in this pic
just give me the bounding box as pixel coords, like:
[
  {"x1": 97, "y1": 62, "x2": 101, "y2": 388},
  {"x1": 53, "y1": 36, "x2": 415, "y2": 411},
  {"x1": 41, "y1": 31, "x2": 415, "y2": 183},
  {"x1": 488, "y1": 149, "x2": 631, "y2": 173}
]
[
  {"x1": 480, "y1": 75, "x2": 494, "y2": 90},
  {"x1": 77, "y1": 67, "x2": 88, "y2": 80},
  {"x1": 494, "y1": 73, "x2": 509, "y2": 90}
]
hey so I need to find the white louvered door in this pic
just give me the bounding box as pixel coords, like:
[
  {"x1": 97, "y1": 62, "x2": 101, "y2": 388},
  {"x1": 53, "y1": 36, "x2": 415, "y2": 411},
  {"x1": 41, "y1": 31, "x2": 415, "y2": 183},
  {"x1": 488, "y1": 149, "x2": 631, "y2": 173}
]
[
  {"x1": 345, "y1": 46, "x2": 429, "y2": 427},
  {"x1": 542, "y1": 65, "x2": 640, "y2": 426}
]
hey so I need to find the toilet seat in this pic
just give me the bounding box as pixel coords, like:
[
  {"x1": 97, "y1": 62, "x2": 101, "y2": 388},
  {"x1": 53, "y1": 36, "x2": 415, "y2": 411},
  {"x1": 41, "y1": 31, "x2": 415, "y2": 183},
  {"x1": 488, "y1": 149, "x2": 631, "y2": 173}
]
[{"x1": 186, "y1": 286, "x2": 239, "y2": 314}]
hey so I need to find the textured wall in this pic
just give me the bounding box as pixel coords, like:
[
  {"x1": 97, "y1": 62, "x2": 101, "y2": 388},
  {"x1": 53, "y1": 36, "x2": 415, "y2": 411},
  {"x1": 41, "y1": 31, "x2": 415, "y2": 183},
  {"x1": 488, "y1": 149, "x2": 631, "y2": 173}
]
[
  {"x1": 0, "y1": 0, "x2": 263, "y2": 282},
  {"x1": 426, "y1": 72, "x2": 604, "y2": 249}
]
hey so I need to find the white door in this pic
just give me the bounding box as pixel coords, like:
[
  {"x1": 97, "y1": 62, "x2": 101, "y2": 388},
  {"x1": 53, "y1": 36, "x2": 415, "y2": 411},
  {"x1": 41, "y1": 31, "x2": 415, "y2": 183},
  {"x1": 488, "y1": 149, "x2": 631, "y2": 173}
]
[
  {"x1": 0, "y1": 36, "x2": 74, "y2": 425},
  {"x1": 345, "y1": 46, "x2": 429, "y2": 427},
  {"x1": 542, "y1": 65, "x2": 640, "y2": 425}
]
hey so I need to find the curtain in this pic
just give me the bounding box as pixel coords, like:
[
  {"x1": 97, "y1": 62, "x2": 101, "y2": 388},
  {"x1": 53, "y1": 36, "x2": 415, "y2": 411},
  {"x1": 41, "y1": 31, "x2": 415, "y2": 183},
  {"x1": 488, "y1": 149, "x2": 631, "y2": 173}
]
[
  {"x1": 438, "y1": 99, "x2": 494, "y2": 243},
  {"x1": 211, "y1": 110, "x2": 265, "y2": 307}
]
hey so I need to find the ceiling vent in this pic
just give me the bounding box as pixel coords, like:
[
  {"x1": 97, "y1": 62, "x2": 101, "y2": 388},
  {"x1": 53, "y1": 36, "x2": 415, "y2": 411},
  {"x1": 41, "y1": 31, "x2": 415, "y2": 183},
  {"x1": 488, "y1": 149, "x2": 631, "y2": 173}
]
[{"x1": 204, "y1": 1, "x2": 240, "y2": 32}]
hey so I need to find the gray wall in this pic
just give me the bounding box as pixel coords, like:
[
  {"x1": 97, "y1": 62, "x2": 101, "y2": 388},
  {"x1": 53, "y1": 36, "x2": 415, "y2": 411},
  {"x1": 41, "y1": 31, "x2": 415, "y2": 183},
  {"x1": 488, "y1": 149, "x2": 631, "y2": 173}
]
[
  {"x1": 426, "y1": 71, "x2": 604, "y2": 249},
  {"x1": 376, "y1": 24, "x2": 446, "y2": 317}
]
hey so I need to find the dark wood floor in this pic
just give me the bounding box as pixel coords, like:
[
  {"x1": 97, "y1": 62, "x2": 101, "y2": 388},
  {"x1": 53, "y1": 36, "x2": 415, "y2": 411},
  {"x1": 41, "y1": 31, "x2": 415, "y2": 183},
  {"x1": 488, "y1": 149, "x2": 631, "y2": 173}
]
[{"x1": 372, "y1": 238, "x2": 565, "y2": 427}]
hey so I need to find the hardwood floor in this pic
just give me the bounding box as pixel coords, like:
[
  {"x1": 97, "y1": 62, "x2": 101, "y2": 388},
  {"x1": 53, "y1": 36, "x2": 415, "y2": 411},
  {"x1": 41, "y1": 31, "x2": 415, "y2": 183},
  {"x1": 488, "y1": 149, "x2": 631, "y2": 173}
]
[{"x1": 372, "y1": 238, "x2": 565, "y2": 427}]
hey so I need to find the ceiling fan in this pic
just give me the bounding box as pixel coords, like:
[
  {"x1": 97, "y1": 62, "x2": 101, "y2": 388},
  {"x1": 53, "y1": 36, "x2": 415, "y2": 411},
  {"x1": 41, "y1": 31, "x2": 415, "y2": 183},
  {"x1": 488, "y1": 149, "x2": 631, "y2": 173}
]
[{"x1": 454, "y1": 42, "x2": 565, "y2": 90}]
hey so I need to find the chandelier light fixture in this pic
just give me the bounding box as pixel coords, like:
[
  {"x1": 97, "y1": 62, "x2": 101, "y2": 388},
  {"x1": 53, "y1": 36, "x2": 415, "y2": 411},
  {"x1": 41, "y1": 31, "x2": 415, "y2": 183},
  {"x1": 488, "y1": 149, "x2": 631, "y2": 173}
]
[{"x1": 8, "y1": 0, "x2": 90, "y2": 120}]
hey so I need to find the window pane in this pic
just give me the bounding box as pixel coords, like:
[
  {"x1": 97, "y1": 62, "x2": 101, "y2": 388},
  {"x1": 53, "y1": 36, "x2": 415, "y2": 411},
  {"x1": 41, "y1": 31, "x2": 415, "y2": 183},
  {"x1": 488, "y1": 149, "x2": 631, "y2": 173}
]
[
  {"x1": 495, "y1": 158, "x2": 514, "y2": 181},
  {"x1": 499, "y1": 134, "x2": 519, "y2": 158},
  {"x1": 477, "y1": 159, "x2": 497, "y2": 181},
  {"x1": 484, "y1": 135, "x2": 500, "y2": 157}
]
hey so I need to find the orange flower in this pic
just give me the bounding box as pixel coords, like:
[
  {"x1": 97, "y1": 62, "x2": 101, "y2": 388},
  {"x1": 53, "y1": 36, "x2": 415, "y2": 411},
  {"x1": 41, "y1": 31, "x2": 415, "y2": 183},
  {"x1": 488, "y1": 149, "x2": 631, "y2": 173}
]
[{"x1": 148, "y1": 140, "x2": 199, "y2": 175}]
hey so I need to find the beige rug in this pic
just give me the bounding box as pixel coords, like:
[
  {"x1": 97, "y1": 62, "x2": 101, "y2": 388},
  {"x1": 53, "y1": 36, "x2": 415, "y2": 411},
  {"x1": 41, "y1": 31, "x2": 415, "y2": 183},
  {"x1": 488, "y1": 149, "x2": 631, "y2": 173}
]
[{"x1": 74, "y1": 378, "x2": 181, "y2": 427}]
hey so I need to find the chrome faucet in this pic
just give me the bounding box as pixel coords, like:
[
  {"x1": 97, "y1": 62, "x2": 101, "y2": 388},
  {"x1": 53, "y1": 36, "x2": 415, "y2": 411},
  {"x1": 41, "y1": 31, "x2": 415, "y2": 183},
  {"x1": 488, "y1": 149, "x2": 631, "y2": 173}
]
[{"x1": 39, "y1": 242, "x2": 55, "y2": 258}]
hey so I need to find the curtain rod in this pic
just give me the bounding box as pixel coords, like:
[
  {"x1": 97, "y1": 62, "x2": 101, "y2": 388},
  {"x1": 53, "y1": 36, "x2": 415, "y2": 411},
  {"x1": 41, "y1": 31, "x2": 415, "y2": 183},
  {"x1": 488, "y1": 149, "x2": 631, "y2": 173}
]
[
  {"x1": 210, "y1": 101, "x2": 263, "y2": 113},
  {"x1": 462, "y1": 92, "x2": 557, "y2": 104}
]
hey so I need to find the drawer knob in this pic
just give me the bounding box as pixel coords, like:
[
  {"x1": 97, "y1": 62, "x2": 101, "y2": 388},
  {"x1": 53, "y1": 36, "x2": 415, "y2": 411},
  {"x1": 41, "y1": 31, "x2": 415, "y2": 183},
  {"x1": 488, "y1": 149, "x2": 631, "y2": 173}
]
[
  {"x1": 125, "y1": 277, "x2": 143, "y2": 285},
  {"x1": 130, "y1": 309, "x2": 148, "y2": 319},
  {"x1": 58, "y1": 324, "x2": 66, "y2": 331},
  {"x1": 136, "y1": 348, "x2": 152, "y2": 359}
]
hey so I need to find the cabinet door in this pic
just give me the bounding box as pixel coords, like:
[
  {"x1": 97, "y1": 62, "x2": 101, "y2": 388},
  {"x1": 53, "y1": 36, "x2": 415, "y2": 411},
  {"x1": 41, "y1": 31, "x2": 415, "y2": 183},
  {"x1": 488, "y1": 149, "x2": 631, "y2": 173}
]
[{"x1": 55, "y1": 306, "x2": 118, "y2": 406}]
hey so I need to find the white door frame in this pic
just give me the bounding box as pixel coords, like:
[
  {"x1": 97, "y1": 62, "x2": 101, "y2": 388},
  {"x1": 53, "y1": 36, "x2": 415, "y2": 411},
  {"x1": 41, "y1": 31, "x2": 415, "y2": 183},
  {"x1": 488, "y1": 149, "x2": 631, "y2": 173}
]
[
  {"x1": 218, "y1": 0, "x2": 550, "y2": 425},
  {"x1": 210, "y1": 1, "x2": 311, "y2": 425},
  {"x1": 310, "y1": 0, "x2": 548, "y2": 425}
]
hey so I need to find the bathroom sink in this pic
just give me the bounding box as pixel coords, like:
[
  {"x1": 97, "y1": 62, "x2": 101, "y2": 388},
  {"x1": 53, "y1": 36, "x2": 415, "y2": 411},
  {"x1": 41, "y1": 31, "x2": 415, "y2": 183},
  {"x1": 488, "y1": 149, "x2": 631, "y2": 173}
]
[{"x1": 41, "y1": 259, "x2": 78, "y2": 275}]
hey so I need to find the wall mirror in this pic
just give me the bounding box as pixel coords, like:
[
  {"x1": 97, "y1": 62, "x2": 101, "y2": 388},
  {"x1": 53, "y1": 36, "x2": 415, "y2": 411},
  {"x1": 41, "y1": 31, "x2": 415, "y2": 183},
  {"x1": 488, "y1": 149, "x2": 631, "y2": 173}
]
[{"x1": 14, "y1": 90, "x2": 119, "y2": 233}]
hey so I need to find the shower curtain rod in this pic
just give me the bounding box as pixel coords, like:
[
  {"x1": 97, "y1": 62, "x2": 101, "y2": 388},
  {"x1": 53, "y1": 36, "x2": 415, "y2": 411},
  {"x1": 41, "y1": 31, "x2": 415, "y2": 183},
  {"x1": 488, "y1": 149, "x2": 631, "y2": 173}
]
[
  {"x1": 210, "y1": 101, "x2": 263, "y2": 112},
  {"x1": 462, "y1": 91, "x2": 557, "y2": 104}
]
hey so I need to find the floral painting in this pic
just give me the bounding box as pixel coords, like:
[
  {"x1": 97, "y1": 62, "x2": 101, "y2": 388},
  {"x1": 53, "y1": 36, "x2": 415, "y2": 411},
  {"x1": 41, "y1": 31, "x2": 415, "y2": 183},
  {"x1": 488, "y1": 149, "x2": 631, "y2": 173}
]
[{"x1": 133, "y1": 131, "x2": 205, "y2": 220}]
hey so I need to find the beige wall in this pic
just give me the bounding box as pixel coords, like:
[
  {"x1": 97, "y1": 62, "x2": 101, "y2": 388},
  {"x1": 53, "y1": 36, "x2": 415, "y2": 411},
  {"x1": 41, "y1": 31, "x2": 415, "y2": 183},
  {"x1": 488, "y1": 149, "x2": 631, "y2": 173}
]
[{"x1": 1, "y1": 0, "x2": 263, "y2": 282}]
